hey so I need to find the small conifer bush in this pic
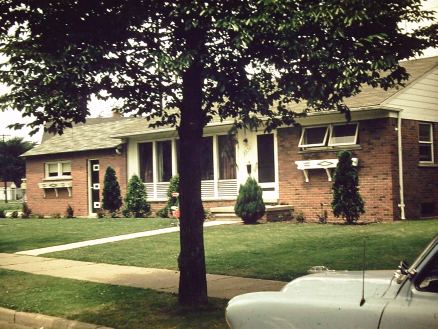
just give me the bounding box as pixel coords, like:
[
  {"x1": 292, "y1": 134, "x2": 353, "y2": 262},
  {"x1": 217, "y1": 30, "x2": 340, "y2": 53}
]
[
  {"x1": 234, "y1": 176, "x2": 266, "y2": 224},
  {"x1": 102, "y1": 166, "x2": 123, "y2": 214},
  {"x1": 123, "y1": 174, "x2": 151, "y2": 218},
  {"x1": 331, "y1": 150, "x2": 365, "y2": 224}
]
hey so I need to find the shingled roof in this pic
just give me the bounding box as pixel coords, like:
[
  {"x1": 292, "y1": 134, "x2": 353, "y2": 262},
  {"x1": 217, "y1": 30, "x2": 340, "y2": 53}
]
[{"x1": 22, "y1": 55, "x2": 438, "y2": 157}]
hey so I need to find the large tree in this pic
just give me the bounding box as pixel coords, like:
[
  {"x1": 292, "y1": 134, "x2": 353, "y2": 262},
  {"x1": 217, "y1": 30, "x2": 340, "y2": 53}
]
[
  {"x1": 0, "y1": 137, "x2": 36, "y2": 203},
  {"x1": 0, "y1": 0, "x2": 436, "y2": 305}
]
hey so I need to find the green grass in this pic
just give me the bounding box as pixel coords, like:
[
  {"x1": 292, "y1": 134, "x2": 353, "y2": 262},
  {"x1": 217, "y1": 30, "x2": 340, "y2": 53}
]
[
  {"x1": 0, "y1": 200, "x2": 22, "y2": 212},
  {"x1": 0, "y1": 269, "x2": 228, "y2": 329},
  {"x1": 0, "y1": 217, "x2": 176, "y2": 253},
  {"x1": 1, "y1": 218, "x2": 437, "y2": 328},
  {"x1": 44, "y1": 219, "x2": 438, "y2": 281}
]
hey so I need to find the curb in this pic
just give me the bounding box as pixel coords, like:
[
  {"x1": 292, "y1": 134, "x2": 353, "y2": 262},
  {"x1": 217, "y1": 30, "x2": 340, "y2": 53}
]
[{"x1": 0, "y1": 307, "x2": 113, "y2": 329}]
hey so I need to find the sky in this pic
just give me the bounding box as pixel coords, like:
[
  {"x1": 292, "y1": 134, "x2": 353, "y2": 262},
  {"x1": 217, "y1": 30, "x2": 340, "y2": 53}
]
[{"x1": 0, "y1": 0, "x2": 437, "y2": 144}]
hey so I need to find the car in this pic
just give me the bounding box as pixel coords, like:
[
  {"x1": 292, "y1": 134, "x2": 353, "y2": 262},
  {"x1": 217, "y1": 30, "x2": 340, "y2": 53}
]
[{"x1": 226, "y1": 234, "x2": 438, "y2": 329}]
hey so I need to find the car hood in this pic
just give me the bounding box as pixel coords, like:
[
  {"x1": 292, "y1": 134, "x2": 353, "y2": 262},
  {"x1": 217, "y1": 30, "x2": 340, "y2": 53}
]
[
  {"x1": 226, "y1": 270, "x2": 398, "y2": 329},
  {"x1": 280, "y1": 270, "x2": 396, "y2": 299}
]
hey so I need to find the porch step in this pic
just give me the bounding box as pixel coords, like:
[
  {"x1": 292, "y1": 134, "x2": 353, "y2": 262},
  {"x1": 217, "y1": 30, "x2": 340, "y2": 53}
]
[
  {"x1": 210, "y1": 205, "x2": 294, "y2": 222},
  {"x1": 214, "y1": 213, "x2": 241, "y2": 221},
  {"x1": 210, "y1": 207, "x2": 239, "y2": 221}
]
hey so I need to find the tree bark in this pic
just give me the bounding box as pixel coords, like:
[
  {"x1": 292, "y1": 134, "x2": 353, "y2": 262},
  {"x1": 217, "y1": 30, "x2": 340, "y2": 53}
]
[{"x1": 177, "y1": 49, "x2": 208, "y2": 306}]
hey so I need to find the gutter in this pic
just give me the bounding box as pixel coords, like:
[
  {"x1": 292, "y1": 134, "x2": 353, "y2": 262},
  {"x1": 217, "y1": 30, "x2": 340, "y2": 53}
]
[{"x1": 397, "y1": 111, "x2": 406, "y2": 220}]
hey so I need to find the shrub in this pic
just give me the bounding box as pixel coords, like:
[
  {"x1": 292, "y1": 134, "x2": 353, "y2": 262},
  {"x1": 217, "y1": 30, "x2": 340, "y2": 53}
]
[
  {"x1": 156, "y1": 207, "x2": 169, "y2": 218},
  {"x1": 102, "y1": 166, "x2": 123, "y2": 215},
  {"x1": 10, "y1": 211, "x2": 19, "y2": 218},
  {"x1": 34, "y1": 213, "x2": 45, "y2": 219},
  {"x1": 123, "y1": 174, "x2": 151, "y2": 218},
  {"x1": 97, "y1": 209, "x2": 105, "y2": 218},
  {"x1": 0, "y1": 209, "x2": 5, "y2": 218},
  {"x1": 234, "y1": 176, "x2": 266, "y2": 224},
  {"x1": 295, "y1": 212, "x2": 306, "y2": 223},
  {"x1": 331, "y1": 150, "x2": 365, "y2": 224},
  {"x1": 65, "y1": 204, "x2": 74, "y2": 218},
  {"x1": 51, "y1": 212, "x2": 61, "y2": 219},
  {"x1": 21, "y1": 203, "x2": 32, "y2": 218},
  {"x1": 157, "y1": 174, "x2": 180, "y2": 218}
]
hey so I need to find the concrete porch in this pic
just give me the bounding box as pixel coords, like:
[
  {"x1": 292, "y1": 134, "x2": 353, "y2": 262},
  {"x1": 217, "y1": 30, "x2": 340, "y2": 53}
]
[{"x1": 210, "y1": 205, "x2": 294, "y2": 222}]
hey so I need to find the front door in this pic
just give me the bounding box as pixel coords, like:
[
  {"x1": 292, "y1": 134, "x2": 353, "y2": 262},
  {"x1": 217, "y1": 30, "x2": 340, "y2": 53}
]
[
  {"x1": 89, "y1": 160, "x2": 100, "y2": 214},
  {"x1": 257, "y1": 134, "x2": 277, "y2": 200}
]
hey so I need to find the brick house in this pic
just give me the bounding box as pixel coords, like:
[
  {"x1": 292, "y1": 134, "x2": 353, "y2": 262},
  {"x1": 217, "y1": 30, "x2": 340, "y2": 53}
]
[{"x1": 22, "y1": 56, "x2": 438, "y2": 221}]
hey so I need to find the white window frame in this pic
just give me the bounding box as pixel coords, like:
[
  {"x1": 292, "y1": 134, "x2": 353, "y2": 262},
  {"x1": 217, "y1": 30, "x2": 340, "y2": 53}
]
[
  {"x1": 44, "y1": 161, "x2": 72, "y2": 179},
  {"x1": 299, "y1": 123, "x2": 359, "y2": 149},
  {"x1": 328, "y1": 123, "x2": 359, "y2": 146},
  {"x1": 419, "y1": 123, "x2": 434, "y2": 164},
  {"x1": 298, "y1": 125, "x2": 329, "y2": 148}
]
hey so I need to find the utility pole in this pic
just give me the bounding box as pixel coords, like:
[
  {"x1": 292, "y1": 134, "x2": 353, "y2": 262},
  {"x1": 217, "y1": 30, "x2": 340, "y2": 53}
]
[{"x1": 1, "y1": 134, "x2": 11, "y2": 203}]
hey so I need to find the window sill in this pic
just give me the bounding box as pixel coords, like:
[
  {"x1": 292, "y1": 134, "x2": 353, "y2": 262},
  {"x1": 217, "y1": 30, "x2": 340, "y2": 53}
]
[
  {"x1": 299, "y1": 145, "x2": 362, "y2": 154},
  {"x1": 419, "y1": 163, "x2": 438, "y2": 168},
  {"x1": 43, "y1": 176, "x2": 72, "y2": 181}
]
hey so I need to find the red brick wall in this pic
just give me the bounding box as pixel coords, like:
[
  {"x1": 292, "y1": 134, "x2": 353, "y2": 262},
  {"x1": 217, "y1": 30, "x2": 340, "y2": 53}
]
[
  {"x1": 25, "y1": 148, "x2": 127, "y2": 217},
  {"x1": 402, "y1": 120, "x2": 438, "y2": 219},
  {"x1": 277, "y1": 118, "x2": 400, "y2": 222}
]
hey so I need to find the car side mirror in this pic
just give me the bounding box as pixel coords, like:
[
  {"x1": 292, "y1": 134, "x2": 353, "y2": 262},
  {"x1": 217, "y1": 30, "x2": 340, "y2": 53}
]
[{"x1": 399, "y1": 261, "x2": 409, "y2": 275}]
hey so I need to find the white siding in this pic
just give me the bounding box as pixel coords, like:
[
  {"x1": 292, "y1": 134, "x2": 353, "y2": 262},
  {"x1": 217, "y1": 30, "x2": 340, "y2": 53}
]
[{"x1": 385, "y1": 68, "x2": 438, "y2": 122}]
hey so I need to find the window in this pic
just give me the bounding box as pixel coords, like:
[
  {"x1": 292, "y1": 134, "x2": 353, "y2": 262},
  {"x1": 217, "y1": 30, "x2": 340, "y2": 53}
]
[
  {"x1": 419, "y1": 123, "x2": 434, "y2": 163},
  {"x1": 138, "y1": 135, "x2": 237, "y2": 199},
  {"x1": 218, "y1": 135, "x2": 236, "y2": 180},
  {"x1": 299, "y1": 123, "x2": 359, "y2": 148},
  {"x1": 45, "y1": 161, "x2": 71, "y2": 178}
]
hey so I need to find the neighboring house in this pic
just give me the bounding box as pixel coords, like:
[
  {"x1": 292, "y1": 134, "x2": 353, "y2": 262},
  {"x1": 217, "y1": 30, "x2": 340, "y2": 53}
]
[
  {"x1": 22, "y1": 56, "x2": 438, "y2": 221},
  {"x1": 0, "y1": 181, "x2": 24, "y2": 201}
]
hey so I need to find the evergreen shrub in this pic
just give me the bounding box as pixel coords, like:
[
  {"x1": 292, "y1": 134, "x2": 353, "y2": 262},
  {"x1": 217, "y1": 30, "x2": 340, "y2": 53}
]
[
  {"x1": 234, "y1": 176, "x2": 266, "y2": 224},
  {"x1": 331, "y1": 150, "x2": 365, "y2": 224},
  {"x1": 123, "y1": 174, "x2": 151, "y2": 218},
  {"x1": 102, "y1": 166, "x2": 123, "y2": 215}
]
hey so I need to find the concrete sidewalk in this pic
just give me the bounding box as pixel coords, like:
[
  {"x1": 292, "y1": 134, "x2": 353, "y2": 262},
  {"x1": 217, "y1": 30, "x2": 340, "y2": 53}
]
[{"x1": 0, "y1": 253, "x2": 285, "y2": 300}]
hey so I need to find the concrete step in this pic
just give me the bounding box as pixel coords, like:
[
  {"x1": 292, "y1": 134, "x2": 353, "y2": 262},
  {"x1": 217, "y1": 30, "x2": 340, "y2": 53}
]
[{"x1": 214, "y1": 213, "x2": 241, "y2": 221}]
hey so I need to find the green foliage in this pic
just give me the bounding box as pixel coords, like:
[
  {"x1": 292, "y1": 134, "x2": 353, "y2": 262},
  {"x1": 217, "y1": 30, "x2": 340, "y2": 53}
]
[
  {"x1": 234, "y1": 176, "x2": 266, "y2": 224},
  {"x1": 0, "y1": 138, "x2": 36, "y2": 203},
  {"x1": 0, "y1": 209, "x2": 5, "y2": 218},
  {"x1": 123, "y1": 174, "x2": 151, "y2": 218},
  {"x1": 156, "y1": 174, "x2": 180, "y2": 218},
  {"x1": 21, "y1": 203, "x2": 32, "y2": 219},
  {"x1": 102, "y1": 166, "x2": 123, "y2": 214},
  {"x1": 156, "y1": 207, "x2": 169, "y2": 218},
  {"x1": 295, "y1": 212, "x2": 306, "y2": 223},
  {"x1": 10, "y1": 211, "x2": 18, "y2": 218},
  {"x1": 65, "y1": 204, "x2": 74, "y2": 218},
  {"x1": 331, "y1": 150, "x2": 365, "y2": 224},
  {"x1": 166, "y1": 174, "x2": 180, "y2": 208},
  {"x1": 52, "y1": 213, "x2": 61, "y2": 219}
]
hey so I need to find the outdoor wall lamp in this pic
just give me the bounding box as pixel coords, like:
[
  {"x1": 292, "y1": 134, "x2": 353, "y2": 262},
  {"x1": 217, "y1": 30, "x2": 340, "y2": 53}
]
[
  {"x1": 115, "y1": 144, "x2": 123, "y2": 155},
  {"x1": 246, "y1": 163, "x2": 252, "y2": 175}
]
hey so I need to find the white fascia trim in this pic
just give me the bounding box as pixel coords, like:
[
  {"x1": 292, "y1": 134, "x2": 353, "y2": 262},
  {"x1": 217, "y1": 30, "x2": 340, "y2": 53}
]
[{"x1": 109, "y1": 120, "x2": 236, "y2": 139}]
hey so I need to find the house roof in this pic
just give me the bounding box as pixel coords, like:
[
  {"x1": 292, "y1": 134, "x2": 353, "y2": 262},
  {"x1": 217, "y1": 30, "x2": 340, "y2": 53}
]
[
  {"x1": 22, "y1": 55, "x2": 438, "y2": 157},
  {"x1": 22, "y1": 117, "x2": 144, "y2": 157}
]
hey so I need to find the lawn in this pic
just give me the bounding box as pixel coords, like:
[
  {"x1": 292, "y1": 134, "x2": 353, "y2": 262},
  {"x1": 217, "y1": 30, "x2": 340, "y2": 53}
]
[
  {"x1": 1, "y1": 218, "x2": 437, "y2": 328},
  {"x1": 44, "y1": 219, "x2": 438, "y2": 281},
  {"x1": 0, "y1": 269, "x2": 228, "y2": 329},
  {"x1": 0, "y1": 217, "x2": 175, "y2": 253}
]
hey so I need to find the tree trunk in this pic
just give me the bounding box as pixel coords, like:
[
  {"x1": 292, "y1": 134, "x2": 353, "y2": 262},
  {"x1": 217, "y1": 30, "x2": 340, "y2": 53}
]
[{"x1": 177, "y1": 51, "x2": 208, "y2": 306}]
